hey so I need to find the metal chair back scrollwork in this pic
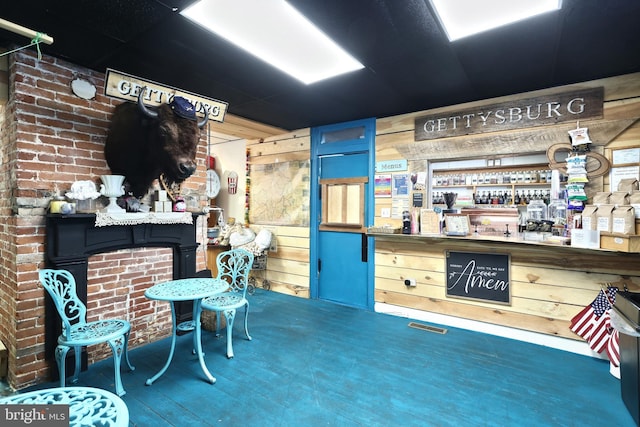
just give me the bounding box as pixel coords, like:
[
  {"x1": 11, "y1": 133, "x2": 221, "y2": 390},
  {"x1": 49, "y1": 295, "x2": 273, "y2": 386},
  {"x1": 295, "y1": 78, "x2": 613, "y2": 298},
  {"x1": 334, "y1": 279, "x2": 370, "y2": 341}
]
[
  {"x1": 38, "y1": 269, "x2": 135, "y2": 396},
  {"x1": 201, "y1": 248, "x2": 254, "y2": 358}
]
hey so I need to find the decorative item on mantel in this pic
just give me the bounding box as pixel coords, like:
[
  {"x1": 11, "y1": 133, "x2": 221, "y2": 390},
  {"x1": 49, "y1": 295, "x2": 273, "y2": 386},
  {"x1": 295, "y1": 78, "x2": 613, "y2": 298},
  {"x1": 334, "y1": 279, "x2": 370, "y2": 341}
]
[
  {"x1": 65, "y1": 180, "x2": 101, "y2": 213},
  {"x1": 100, "y1": 175, "x2": 126, "y2": 213},
  {"x1": 94, "y1": 211, "x2": 193, "y2": 227}
]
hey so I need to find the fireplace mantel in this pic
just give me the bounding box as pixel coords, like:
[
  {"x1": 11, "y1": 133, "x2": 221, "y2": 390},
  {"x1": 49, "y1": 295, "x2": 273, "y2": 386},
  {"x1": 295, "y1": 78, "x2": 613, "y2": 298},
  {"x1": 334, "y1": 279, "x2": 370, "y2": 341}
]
[{"x1": 44, "y1": 213, "x2": 201, "y2": 367}]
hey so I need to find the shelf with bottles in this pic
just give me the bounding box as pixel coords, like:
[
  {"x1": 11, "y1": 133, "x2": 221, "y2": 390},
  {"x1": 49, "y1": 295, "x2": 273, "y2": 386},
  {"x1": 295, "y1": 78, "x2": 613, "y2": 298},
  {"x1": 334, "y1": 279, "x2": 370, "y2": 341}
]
[
  {"x1": 432, "y1": 164, "x2": 553, "y2": 188},
  {"x1": 433, "y1": 188, "x2": 551, "y2": 207}
]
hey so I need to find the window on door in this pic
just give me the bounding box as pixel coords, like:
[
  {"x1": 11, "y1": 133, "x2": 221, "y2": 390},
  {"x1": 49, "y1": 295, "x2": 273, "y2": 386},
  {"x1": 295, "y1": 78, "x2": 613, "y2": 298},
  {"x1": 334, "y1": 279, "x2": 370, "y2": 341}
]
[{"x1": 320, "y1": 176, "x2": 367, "y2": 232}]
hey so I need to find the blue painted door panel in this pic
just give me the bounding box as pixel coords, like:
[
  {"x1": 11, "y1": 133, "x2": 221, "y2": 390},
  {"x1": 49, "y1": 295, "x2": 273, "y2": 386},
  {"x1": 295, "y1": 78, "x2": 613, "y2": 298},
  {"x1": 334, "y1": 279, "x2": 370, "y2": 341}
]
[
  {"x1": 318, "y1": 152, "x2": 369, "y2": 308},
  {"x1": 318, "y1": 231, "x2": 367, "y2": 306},
  {"x1": 311, "y1": 118, "x2": 375, "y2": 310}
]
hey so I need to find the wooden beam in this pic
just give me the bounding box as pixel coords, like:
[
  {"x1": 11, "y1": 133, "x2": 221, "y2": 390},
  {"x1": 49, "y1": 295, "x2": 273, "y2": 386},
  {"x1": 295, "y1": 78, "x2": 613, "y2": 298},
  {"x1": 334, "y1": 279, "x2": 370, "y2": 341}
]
[{"x1": 0, "y1": 18, "x2": 54, "y2": 45}]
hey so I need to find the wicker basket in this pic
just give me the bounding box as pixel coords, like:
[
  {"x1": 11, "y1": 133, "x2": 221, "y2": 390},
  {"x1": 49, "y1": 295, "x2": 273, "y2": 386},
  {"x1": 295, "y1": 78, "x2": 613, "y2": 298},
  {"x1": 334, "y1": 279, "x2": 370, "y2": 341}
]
[{"x1": 201, "y1": 310, "x2": 225, "y2": 331}]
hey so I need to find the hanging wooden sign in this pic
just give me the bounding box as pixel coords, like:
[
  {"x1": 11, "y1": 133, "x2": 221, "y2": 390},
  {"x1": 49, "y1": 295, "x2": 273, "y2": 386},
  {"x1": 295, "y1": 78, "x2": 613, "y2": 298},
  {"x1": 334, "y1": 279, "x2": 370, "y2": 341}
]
[
  {"x1": 415, "y1": 87, "x2": 603, "y2": 141},
  {"x1": 104, "y1": 68, "x2": 228, "y2": 123}
]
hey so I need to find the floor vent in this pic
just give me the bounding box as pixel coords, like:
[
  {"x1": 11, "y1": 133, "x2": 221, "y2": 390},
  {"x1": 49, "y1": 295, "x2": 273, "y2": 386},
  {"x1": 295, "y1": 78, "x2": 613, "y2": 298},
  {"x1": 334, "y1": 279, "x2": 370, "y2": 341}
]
[{"x1": 408, "y1": 322, "x2": 447, "y2": 334}]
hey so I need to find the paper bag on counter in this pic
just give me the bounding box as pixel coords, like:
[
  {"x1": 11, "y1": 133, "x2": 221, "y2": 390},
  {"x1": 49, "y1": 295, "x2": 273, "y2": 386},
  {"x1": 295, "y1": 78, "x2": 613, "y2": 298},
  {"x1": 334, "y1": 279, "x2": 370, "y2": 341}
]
[
  {"x1": 612, "y1": 206, "x2": 635, "y2": 234},
  {"x1": 581, "y1": 205, "x2": 598, "y2": 230},
  {"x1": 596, "y1": 204, "x2": 615, "y2": 233}
]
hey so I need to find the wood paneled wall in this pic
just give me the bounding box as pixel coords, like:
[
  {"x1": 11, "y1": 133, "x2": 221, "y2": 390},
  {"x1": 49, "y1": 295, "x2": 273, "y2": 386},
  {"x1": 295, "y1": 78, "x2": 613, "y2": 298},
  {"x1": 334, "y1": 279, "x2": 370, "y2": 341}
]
[
  {"x1": 246, "y1": 73, "x2": 640, "y2": 343},
  {"x1": 247, "y1": 130, "x2": 311, "y2": 298},
  {"x1": 372, "y1": 73, "x2": 640, "y2": 340},
  {"x1": 374, "y1": 235, "x2": 640, "y2": 340},
  {"x1": 244, "y1": 73, "x2": 640, "y2": 343}
]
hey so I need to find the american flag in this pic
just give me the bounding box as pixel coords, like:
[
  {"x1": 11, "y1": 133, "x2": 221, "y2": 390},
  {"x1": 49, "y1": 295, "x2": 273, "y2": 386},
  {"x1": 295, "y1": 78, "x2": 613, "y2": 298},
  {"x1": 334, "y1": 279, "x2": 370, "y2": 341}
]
[
  {"x1": 607, "y1": 329, "x2": 620, "y2": 367},
  {"x1": 569, "y1": 287, "x2": 618, "y2": 362}
]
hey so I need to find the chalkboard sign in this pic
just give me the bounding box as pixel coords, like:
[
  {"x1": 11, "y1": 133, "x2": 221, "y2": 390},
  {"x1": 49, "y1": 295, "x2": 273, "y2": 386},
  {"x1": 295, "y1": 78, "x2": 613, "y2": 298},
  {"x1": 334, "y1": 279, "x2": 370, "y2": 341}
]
[{"x1": 445, "y1": 251, "x2": 511, "y2": 305}]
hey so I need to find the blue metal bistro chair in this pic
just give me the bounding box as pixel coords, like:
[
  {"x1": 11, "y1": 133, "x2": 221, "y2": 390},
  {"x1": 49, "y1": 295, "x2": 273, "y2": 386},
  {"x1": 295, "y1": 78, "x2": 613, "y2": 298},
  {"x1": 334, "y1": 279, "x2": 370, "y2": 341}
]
[
  {"x1": 201, "y1": 248, "x2": 254, "y2": 358},
  {"x1": 38, "y1": 269, "x2": 135, "y2": 397}
]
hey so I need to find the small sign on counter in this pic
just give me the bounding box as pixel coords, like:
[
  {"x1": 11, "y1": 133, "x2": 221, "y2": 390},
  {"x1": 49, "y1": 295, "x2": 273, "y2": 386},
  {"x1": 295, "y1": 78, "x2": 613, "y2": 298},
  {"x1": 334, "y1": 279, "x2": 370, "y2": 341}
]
[
  {"x1": 420, "y1": 209, "x2": 440, "y2": 234},
  {"x1": 445, "y1": 214, "x2": 470, "y2": 236}
]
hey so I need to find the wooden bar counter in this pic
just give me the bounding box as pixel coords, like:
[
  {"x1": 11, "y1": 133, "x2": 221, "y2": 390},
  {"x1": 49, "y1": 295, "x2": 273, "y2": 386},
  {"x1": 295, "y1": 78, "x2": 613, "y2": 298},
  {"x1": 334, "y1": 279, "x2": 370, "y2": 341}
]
[{"x1": 369, "y1": 231, "x2": 640, "y2": 341}]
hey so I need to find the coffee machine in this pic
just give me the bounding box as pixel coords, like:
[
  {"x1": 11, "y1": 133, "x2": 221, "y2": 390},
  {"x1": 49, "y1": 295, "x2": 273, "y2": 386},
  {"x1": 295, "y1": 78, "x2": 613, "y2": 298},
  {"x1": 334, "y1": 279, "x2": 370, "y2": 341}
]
[
  {"x1": 441, "y1": 192, "x2": 459, "y2": 232},
  {"x1": 442, "y1": 192, "x2": 459, "y2": 215}
]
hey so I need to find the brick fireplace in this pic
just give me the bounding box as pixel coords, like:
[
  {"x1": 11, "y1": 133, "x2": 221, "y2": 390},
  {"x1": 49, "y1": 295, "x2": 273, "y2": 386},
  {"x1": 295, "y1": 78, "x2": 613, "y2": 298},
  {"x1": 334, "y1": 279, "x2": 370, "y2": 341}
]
[
  {"x1": 0, "y1": 49, "x2": 209, "y2": 391},
  {"x1": 44, "y1": 213, "x2": 200, "y2": 373}
]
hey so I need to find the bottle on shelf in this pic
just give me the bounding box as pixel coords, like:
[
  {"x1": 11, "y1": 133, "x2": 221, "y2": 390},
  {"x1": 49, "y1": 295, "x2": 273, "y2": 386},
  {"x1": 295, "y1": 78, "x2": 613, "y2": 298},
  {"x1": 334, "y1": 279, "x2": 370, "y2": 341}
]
[
  {"x1": 506, "y1": 190, "x2": 513, "y2": 205},
  {"x1": 481, "y1": 191, "x2": 489, "y2": 204},
  {"x1": 532, "y1": 170, "x2": 540, "y2": 183}
]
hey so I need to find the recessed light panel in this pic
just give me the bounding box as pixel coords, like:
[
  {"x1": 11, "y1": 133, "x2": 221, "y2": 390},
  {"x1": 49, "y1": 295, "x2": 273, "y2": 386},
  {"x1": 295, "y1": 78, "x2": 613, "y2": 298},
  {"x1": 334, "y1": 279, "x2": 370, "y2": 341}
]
[
  {"x1": 181, "y1": 0, "x2": 364, "y2": 84},
  {"x1": 429, "y1": 0, "x2": 562, "y2": 41}
]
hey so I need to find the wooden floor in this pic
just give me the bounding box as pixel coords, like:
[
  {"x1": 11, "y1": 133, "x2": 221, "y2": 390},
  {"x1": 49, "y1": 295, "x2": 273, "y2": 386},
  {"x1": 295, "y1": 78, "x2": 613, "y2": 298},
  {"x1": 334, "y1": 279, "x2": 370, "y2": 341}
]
[{"x1": 22, "y1": 290, "x2": 636, "y2": 426}]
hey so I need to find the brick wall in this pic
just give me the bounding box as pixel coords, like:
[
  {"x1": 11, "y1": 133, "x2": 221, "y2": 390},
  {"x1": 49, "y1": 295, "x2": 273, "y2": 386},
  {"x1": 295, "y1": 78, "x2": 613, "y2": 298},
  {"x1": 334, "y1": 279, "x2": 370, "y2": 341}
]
[{"x1": 0, "y1": 49, "x2": 209, "y2": 390}]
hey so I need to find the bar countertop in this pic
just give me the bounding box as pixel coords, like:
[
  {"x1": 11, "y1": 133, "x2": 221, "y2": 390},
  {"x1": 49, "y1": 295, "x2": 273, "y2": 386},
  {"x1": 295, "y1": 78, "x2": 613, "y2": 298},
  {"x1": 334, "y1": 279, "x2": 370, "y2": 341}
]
[{"x1": 368, "y1": 230, "x2": 638, "y2": 254}]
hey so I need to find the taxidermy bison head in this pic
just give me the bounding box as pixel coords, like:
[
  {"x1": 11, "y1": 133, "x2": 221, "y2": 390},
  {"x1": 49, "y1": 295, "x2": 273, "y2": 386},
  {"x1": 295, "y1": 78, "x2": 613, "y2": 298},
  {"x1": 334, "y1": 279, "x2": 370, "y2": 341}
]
[{"x1": 104, "y1": 87, "x2": 208, "y2": 197}]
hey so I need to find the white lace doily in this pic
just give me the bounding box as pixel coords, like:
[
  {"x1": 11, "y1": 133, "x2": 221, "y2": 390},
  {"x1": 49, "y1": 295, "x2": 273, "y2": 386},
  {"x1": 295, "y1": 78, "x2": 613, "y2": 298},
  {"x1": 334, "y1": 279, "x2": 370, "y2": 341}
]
[{"x1": 95, "y1": 212, "x2": 193, "y2": 227}]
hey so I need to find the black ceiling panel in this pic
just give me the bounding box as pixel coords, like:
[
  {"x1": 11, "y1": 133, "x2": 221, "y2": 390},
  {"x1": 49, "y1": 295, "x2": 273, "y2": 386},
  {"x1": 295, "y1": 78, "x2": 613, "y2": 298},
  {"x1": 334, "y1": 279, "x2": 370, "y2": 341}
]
[{"x1": 1, "y1": 0, "x2": 638, "y2": 130}]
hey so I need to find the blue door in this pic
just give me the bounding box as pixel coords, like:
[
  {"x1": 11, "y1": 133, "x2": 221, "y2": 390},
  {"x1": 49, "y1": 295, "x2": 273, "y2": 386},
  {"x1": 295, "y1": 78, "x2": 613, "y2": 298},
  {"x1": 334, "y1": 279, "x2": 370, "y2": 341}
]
[{"x1": 310, "y1": 119, "x2": 375, "y2": 310}]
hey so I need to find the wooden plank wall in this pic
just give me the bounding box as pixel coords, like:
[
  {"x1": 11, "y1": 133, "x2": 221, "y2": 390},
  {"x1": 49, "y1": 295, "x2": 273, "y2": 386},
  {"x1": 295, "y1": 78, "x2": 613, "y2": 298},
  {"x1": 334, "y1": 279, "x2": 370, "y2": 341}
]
[
  {"x1": 247, "y1": 130, "x2": 312, "y2": 298},
  {"x1": 375, "y1": 236, "x2": 640, "y2": 340},
  {"x1": 373, "y1": 73, "x2": 640, "y2": 340},
  {"x1": 244, "y1": 73, "x2": 640, "y2": 341}
]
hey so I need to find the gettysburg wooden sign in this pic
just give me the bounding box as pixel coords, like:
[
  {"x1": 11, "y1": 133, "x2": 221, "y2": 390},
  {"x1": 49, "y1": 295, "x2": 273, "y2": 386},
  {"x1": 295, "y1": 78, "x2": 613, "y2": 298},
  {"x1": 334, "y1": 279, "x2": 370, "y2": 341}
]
[
  {"x1": 415, "y1": 87, "x2": 603, "y2": 141},
  {"x1": 104, "y1": 68, "x2": 228, "y2": 123}
]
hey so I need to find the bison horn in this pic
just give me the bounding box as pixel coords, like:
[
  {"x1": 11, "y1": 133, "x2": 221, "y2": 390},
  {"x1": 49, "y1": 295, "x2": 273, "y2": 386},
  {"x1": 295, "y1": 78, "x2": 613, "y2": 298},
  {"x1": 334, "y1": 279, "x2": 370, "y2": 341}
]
[
  {"x1": 137, "y1": 87, "x2": 158, "y2": 119},
  {"x1": 197, "y1": 106, "x2": 209, "y2": 129}
]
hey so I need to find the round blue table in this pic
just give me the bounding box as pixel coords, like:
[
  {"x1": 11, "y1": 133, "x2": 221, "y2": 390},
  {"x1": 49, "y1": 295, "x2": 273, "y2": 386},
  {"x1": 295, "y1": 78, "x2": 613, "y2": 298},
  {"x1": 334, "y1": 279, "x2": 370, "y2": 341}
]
[{"x1": 144, "y1": 277, "x2": 228, "y2": 385}]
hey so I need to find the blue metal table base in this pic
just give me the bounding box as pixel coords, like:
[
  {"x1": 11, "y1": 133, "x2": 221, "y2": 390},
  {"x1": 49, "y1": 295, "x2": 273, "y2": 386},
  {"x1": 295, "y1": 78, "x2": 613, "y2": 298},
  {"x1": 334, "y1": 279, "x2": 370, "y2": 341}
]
[{"x1": 145, "y1": 299, "x2": 216, "y2": 386}]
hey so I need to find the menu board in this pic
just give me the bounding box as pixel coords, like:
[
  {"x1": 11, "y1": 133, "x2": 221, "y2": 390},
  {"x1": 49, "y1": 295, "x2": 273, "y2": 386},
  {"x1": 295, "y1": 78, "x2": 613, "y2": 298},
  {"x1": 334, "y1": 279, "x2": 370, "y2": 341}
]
[
  {"x1": 420, "y1": 209, "x2": 441, "y2": 234},
  {"x1": 445, "y1": 251, "x2": 511, "y2": 305}
]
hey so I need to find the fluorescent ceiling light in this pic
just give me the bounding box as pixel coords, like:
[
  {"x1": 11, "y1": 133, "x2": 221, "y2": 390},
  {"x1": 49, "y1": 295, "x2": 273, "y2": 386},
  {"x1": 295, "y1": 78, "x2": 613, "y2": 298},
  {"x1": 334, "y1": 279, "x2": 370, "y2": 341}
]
[
  {"x1": 429, "y1": 0, "x2": 562, "y2": 41},
  {"x1": 181, "y1": 0, "x2": 364, "y2": 84}
]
